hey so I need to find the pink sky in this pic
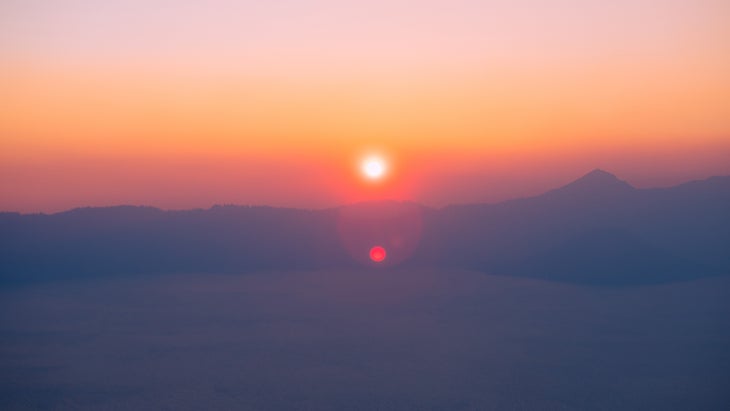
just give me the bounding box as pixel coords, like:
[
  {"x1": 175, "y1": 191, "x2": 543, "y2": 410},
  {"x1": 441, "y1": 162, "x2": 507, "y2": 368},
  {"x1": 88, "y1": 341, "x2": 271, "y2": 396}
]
[{"x1": 1, "y1": 0, "x2": 729, "y2": 212}]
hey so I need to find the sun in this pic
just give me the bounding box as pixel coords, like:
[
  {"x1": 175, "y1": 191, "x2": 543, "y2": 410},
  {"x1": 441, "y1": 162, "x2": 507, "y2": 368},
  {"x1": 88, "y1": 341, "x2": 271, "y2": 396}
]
[{"x1": 362, "y1": 156, "x2": 386, "y2": 180}]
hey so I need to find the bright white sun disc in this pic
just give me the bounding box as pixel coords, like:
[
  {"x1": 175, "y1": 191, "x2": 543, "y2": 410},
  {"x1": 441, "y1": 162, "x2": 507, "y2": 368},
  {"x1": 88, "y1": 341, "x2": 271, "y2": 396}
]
[{"x1": 362, "y1": 157, "x2": 386, "y2": 179}]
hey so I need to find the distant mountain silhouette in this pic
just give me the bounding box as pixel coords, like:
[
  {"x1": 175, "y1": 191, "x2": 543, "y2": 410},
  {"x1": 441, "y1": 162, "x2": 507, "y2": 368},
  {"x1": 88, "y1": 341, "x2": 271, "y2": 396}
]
[
  {"x1": 549, "y1": 168, "x2": 635, "y2": 195},
  {"x1": 1, "y1": 171, "x2": 728, "y2": 285}
]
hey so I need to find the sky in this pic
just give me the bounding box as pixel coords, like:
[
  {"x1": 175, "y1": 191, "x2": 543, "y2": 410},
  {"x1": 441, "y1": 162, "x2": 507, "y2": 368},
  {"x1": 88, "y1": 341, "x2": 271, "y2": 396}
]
[{"x1": 1, "y1": 0, "x2": 729, "y2": 212}]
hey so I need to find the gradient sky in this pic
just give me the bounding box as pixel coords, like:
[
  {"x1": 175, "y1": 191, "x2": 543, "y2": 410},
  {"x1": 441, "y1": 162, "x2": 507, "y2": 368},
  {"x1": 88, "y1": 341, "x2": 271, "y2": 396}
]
[{"x1": 1, "y1": 0, "x2": 729, "y2": 212}]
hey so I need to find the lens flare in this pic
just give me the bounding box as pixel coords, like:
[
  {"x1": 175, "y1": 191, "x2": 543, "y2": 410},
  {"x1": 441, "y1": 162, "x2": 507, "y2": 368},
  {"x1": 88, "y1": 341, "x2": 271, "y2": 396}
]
[{"x1": 369, "y1": 246, "x2": 386, "y2": 262}]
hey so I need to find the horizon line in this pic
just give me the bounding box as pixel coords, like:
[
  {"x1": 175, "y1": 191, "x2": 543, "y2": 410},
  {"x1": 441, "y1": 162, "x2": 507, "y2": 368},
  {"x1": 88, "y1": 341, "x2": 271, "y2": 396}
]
[{"x1": 3, "y1": 170, "x2": 728, "y2": 216}]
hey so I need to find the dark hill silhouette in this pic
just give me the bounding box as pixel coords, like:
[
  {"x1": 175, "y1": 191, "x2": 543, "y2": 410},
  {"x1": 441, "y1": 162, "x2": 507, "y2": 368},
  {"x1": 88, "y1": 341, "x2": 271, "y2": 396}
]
[
  {"x1": 546, "y1": 168, "x2": 635, "y2": 198},
  {"x1": 1, "y1": 171, "x2": 728, "y2": 285}
]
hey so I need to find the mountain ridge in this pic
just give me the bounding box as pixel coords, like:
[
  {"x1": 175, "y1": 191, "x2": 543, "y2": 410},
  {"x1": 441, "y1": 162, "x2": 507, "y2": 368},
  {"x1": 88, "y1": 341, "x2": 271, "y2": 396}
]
[
  {"x1": 4, "y1": 171, "x2": 728, "y2": 216},
  {"x1": 1, "y1": 170, "x2": 728, "y2": 286}
]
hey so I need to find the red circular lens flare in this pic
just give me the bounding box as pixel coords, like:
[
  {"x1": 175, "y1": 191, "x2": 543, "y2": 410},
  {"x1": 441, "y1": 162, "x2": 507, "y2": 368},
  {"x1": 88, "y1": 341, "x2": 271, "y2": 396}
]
[{"x1": 369, "y1": 246, "x2": 386, "y2": 262}]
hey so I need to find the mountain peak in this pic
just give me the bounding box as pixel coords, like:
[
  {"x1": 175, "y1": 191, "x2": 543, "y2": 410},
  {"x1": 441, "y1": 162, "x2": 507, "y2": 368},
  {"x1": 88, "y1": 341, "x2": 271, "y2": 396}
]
[
  {"x1": 582, "y1": 168, "x2": 616, "y2": 179},
  {"x1": 573, "y1": 169, "x2": 631, "y2": 186},
  {"x1": 548, "y1": 169, "x2": 634, "y2": 198}
]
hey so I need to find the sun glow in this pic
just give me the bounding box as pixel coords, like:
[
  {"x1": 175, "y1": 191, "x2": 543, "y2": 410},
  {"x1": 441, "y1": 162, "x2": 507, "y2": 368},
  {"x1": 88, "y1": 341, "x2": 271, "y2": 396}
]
[{"x1": 362, "y1": 156, "x2": 386, "y2": 180}]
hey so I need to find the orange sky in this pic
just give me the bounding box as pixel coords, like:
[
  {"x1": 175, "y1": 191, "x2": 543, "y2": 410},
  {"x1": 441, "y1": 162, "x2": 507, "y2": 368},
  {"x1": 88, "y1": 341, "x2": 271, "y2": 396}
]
[{"x1": 1, "y1": 0, "x2": 729, "y2": 212}]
